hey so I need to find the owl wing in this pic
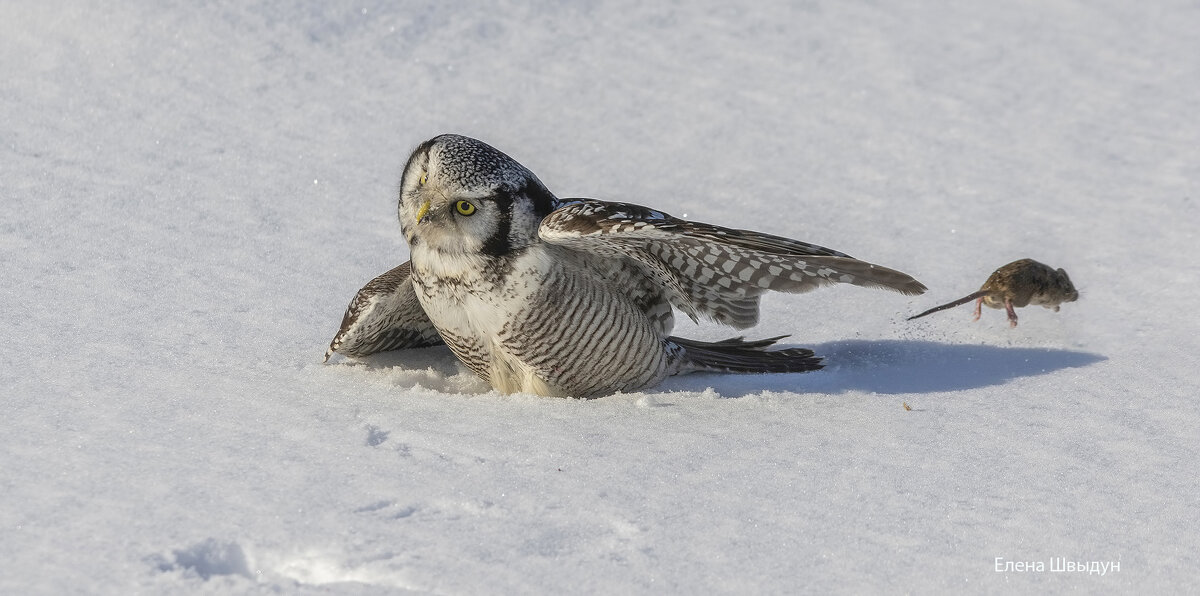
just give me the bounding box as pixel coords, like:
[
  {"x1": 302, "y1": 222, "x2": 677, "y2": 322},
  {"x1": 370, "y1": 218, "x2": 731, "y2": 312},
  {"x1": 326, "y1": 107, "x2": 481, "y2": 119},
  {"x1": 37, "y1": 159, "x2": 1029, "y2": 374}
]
[
  {"x1": 324, "y1": 261, "x2": 443, "y2": 361},
  {"x1": 538, "y1": 199, "x2": 926, "y2": 329}
]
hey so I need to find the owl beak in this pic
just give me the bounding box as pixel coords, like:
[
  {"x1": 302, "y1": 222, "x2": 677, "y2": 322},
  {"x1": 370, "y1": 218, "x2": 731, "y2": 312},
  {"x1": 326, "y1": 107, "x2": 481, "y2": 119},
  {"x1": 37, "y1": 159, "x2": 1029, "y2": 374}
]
[{"x1": 416, "y1": 200, "x2": 431, "y2": 224}]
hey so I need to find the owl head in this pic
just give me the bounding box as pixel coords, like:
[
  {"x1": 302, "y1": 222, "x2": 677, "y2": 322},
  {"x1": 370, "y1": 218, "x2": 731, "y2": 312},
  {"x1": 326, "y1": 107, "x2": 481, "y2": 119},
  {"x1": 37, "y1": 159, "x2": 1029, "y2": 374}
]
[{"x1": 398, "y1": 134, "x2": 558, "y2": 256}]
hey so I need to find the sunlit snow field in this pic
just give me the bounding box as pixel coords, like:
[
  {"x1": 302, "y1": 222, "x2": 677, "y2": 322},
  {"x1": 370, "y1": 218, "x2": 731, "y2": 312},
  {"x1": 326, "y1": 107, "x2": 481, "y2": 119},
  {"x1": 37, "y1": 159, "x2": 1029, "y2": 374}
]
[{"x1": 3, "y1": 1, "x2": 1198, "y2": 593}]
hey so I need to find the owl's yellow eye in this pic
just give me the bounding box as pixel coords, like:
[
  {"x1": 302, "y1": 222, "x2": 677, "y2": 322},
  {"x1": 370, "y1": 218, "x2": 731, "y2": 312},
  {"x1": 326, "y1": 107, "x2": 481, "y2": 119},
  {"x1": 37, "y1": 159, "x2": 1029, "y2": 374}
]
[
  {"x1": 455, "y1": 200, "x2": 477, "y2": 216},
  {"x1": 419, "y1": 173, "x2": 427, "y2": 185}
]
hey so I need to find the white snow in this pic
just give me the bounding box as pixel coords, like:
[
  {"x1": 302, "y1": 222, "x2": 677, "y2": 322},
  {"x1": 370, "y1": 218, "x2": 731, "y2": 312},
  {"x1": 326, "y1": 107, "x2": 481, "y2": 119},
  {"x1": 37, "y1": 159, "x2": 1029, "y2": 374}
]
[{"x1": 3, "y1": 1, "x2": 1198, "y2": 593}]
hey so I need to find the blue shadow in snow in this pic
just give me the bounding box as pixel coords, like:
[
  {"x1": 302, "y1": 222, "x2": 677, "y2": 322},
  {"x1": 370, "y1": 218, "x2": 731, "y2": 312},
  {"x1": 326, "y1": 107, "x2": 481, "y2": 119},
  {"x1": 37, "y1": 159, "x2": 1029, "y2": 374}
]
[
  {"x1": 331, "y1": 345, "x2": 459, "y2": 373},
  {"x1": 658, "y1": 339, "x2": 1107, "y2": 397},
  {"x1": 329, "y1": 340, "x2": 1106, "y2": 399}
]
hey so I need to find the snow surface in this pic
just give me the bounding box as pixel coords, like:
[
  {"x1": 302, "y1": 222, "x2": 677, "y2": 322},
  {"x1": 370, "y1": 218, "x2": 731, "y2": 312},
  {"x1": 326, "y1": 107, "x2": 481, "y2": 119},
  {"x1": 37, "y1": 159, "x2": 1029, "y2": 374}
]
[{"x1": 3, "y1": 1, "x2": 1198, "y2": 593}]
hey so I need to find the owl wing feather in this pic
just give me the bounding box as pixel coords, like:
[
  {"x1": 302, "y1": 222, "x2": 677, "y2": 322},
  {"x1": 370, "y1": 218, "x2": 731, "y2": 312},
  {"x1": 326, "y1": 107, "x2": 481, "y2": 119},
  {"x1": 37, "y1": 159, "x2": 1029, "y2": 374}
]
[
  {"x1": 538, "y1": 199, "x2": 926, "y2": 329},
  {"x1": 324, "y1": 261, "x2": 443, "y2": 361}
]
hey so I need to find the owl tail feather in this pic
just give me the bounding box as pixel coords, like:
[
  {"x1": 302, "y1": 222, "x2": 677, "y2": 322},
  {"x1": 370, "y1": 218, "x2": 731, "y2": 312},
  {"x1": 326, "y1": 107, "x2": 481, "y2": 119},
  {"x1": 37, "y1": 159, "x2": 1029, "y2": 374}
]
[{"x1": 671, "y1": 335, "x2": 823, "y2": 375}]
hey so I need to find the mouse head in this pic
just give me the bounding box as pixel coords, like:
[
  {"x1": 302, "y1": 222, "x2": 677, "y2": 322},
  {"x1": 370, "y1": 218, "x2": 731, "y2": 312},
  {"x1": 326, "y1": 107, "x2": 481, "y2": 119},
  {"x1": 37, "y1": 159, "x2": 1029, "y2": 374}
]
[{"x1": 1055, "y1": 268, "x2": 1079, "y2": 303}]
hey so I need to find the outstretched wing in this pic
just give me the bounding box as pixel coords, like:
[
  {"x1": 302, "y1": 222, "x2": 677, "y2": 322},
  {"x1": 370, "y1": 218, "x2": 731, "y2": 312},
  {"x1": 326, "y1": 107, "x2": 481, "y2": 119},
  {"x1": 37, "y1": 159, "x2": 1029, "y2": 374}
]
[
  {"x1": 325, "y1": 261, "x2": 443, "y2": 361},
  {"x1": 538, "y1": 199, "x2": 926, "y2": 329}
]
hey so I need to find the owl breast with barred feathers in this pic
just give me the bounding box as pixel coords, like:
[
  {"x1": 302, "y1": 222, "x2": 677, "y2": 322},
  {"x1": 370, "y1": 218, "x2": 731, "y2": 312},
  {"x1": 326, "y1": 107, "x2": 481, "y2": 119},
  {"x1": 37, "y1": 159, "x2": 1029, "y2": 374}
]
[{"x1": 326, "y1": 134, "x2": 926, "y2": 398}]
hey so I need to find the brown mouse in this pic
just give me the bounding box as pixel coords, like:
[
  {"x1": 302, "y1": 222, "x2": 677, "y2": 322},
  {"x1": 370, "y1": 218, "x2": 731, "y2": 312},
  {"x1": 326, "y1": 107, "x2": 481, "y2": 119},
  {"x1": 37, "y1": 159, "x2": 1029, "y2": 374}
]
[{"x1": 908, "y1": 258, "x2": 1078, "y2": 327}]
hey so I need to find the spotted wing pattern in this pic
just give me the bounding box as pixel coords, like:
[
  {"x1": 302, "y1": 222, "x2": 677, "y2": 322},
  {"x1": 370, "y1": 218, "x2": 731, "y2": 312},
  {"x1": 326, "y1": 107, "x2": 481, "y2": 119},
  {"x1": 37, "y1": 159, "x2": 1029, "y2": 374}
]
[
  {"x1": 324, "y1": 261, "x2": 443, "y2": 361},
  {"x1": 539, "y1": 199, "x2": 926, "y2": 329}
]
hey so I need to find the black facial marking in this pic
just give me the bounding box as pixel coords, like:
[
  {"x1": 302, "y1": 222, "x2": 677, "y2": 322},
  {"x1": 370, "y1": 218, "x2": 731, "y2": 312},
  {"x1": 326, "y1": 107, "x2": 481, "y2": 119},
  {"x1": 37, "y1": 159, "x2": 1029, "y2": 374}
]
[
  {"x1": 398, "y1": 140, "x2": 436, "y2": 230},
  {"x1": 401, "y1": 139, "x2": 436, "y2": 188},
  {"x1": 481, "y1": 190, "x2": 514, "y2": 257},
  {"x1": 525, "y1": 179, "x2": 557, "y2": 219}
]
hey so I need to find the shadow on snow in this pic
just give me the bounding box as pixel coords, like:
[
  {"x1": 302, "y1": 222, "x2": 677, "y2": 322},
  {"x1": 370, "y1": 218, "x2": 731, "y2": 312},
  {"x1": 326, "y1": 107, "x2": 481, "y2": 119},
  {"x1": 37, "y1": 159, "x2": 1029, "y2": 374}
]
[
  {"x1": 328, "y1": 340, "x2": 1106, "y2": 399},
  {"x1": 660, "y1": 339, "x2": 1106, "y2": 397}
]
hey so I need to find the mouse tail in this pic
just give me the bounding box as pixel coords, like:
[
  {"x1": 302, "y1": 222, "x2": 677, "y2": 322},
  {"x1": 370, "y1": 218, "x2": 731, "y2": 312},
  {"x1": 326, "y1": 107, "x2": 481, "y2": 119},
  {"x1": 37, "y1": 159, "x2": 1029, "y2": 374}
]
[{"x1": 907, "y1": 290, "x2": 989, "y2": 321}]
